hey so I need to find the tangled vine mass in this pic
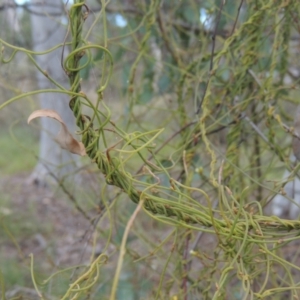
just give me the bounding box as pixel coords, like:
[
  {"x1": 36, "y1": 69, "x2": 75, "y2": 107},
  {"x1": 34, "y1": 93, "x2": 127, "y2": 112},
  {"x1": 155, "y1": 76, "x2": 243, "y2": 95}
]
[{"x1": 2, "y1": 0, "x2": 300, "y2": 298}]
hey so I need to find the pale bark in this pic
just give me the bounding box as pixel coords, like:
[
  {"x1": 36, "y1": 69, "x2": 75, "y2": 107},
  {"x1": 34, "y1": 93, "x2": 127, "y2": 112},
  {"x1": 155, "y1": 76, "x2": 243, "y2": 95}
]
[{"x1": 29, "y1": 0, "x2": 80, "y2": 185}]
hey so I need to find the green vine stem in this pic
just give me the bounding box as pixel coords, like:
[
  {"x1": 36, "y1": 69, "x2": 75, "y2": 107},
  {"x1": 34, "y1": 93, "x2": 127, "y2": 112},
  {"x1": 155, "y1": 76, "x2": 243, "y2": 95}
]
[{"x1": 63, "y1": 0, "x2": 300, "y2": 239}]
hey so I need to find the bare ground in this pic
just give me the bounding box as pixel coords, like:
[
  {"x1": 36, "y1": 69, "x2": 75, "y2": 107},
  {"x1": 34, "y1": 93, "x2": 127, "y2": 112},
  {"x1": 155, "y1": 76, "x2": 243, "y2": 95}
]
[{"x1": 0, "y1": 172, "x2": 103, "y2": 297}]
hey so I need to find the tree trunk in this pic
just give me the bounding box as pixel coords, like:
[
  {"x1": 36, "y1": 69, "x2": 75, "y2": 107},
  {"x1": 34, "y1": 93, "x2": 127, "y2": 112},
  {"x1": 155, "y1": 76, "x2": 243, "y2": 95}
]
[{"x1": 29, "y1": 0, "x2": 80, "y2": 185}]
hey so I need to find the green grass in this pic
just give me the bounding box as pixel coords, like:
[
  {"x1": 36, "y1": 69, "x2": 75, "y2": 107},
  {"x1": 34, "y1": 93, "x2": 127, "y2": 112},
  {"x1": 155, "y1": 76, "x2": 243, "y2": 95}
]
[
  {"x1": 0, "y1": 125, "x2": 39, "y2": 174},
  {"x1": 0, "y1": 259, "x2": 27, "y2": 288}
]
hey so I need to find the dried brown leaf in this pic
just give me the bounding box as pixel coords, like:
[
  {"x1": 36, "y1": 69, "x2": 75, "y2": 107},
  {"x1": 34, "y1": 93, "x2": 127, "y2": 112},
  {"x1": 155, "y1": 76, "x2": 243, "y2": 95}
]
[{"x1": 28, "y1": 109, "x2": 86, "y2": 156}]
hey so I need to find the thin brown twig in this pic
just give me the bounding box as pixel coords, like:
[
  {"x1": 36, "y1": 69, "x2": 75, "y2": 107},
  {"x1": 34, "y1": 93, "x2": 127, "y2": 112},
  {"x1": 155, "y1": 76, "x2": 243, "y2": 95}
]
[
  {"x1": 230, "y1": 0, "x2": 245, "y2": 36},
  {"x1": 1, "y1": 2, "x2": 230, "y2": 42},
  {"x1": 196, "y1": 0, "x2": 226, "y2": 114},
  {"x1": 36, "y1": 160, "x2": 92, "y2": 222},
  {"x1": 182, "y1": 231, "x2": 191, "y2": 300}
]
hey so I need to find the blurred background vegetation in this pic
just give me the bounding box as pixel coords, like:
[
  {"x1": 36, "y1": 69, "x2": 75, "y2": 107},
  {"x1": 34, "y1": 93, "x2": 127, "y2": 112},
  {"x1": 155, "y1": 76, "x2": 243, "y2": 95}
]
[{"x1": 1, "y1": 0, "x2": 300, "y2": 299}]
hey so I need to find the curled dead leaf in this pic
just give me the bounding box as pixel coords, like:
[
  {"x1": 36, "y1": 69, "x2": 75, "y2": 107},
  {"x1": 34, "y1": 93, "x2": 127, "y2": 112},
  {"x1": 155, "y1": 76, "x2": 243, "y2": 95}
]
[{"x1": 28, "y1": 109, "x2": 86, "y2": 156}]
